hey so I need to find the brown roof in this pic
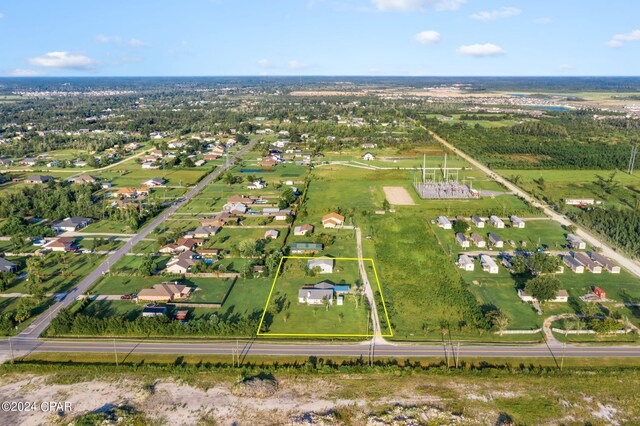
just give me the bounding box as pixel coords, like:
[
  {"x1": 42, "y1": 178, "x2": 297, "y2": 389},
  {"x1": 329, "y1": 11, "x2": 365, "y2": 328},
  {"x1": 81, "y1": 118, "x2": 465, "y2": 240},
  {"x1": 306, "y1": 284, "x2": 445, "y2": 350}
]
[{"x1": 322, "y1": 212, "x2": 345, "y2": 222}]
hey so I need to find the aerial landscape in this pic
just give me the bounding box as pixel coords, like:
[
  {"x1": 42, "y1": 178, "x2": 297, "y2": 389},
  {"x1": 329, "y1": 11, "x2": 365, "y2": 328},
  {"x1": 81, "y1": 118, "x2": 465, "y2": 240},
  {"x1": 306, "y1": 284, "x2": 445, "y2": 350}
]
[{"x1": 1, "y1": 1, "x2": 640, "y2": 425}]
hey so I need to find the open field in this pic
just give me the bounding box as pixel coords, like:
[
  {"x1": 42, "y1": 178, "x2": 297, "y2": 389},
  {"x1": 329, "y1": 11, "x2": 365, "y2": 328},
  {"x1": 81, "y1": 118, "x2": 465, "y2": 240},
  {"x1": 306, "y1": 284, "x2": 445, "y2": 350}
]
[{"x1": 497, "y1": 168, "x2": 640, "y2": 210}]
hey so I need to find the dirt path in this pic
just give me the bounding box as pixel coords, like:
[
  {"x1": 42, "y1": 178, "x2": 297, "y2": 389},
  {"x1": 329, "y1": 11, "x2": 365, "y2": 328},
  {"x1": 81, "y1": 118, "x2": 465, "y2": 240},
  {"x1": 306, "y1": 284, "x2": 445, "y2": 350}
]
[{"x1": 355, "y1": 227, "x2": 386, "y2": 344}]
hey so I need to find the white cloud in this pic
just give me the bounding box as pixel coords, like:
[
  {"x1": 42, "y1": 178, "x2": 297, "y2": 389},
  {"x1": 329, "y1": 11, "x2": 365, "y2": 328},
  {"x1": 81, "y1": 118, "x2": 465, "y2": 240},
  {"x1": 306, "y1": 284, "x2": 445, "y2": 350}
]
[
  {"x1": 534, "y1": 17, "x2": 552, "y2": 25},
  {"x1": 288, "y1": 60, "x2": 310, "y2": 70},
  {"x1": 28, "y1": 52, "x2": 97, "y2": 71},
  {"x1": 257, "y1": 59, "x2": 275, "y2": 69},
  {"x1": 559, "y1": 64, "x2": 575, "y2": 70},
  {"x1": 414, "y1": 30, "x2": 441, "y2": 44},
  {"x1": 607, "y1": 29, "x2": 640, "y2": 47},
  {"x1": 128, "y1": 38, "x2": 149, "y2": 48},
  {"x1": 95, "y1": 34, "x2": 121, "y2": 44},
  {"x1": 372, "y1": 0, "x2": 465, "y2": 12},
  {"x1": 471, "y1": 6, "x2": 520, "y2": 21},
  {"x1": 458, "y1": 43, "x2": 506, "y2": 57},
  {"x1": 2, "y1": 68, "x2": 45, "y2": 77}
]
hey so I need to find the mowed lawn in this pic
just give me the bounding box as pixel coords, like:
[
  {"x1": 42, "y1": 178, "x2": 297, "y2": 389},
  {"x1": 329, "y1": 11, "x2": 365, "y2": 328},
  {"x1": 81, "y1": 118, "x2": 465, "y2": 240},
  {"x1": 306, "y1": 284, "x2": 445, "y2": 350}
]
[
  {"x1": 433, "y1": 219, "x2": 576, "y2": 255},
  {"x1": 3, "y1": 253, "x2": 104, "y2": 295},
  {"x1": 460, "y1": 261, "x2": 640, "y2": 329},
  {"x1": 264, "y1": 258, "x2": 372, "y2": 336}
]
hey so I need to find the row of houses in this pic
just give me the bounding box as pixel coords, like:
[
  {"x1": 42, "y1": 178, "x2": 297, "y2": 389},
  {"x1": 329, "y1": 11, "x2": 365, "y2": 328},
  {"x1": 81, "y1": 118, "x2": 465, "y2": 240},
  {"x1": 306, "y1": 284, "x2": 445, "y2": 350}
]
[
  {"x1": 457, "y1": 254, "x2": 499, "y2": 274},
  {"x1": 563, "y1": 252, "x2": 620, "y2": 274},
  {"x1": 438, "y1": 215, "x2": 525, "y2": 230},
  {"x1": 456, "y1": 232, "x2": 503, "y2": 248}
]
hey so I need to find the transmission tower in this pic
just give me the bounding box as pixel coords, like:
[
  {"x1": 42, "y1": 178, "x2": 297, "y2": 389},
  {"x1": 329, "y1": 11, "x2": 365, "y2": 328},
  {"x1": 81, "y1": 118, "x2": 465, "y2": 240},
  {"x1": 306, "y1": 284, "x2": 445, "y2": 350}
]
[{"x1": 628, "y1": 144, "x2": 638, "y2": 175}]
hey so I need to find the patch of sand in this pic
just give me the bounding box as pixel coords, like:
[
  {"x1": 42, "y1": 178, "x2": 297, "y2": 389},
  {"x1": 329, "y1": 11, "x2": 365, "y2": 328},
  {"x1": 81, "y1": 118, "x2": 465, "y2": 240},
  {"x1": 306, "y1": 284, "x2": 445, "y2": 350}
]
[{"x1": 383, "y1": 186, "x2": 415, "y2": 206}]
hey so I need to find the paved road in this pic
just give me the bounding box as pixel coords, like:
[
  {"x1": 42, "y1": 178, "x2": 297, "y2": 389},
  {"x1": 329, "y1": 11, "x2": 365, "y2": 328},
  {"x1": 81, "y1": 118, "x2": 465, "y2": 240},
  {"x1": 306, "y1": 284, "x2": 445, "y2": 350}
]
[
  {"x1": 427, "y1": 128, "x2": 640, "y2": 279},
  {"x1": 1, "y1": 338, "x2": 639, "y2": 363},
  {"x1": 17, "y1": 139, "x2": 259, "y2": 339}
]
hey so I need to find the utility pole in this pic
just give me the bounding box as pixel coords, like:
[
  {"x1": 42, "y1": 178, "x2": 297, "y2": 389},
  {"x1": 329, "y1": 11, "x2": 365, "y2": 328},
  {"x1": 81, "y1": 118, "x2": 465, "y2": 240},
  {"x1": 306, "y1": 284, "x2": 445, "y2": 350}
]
[
  {"x1": 113, "y1": 339, "x2": 118, "y2": 367},
  {"x1": 628, "y1": 144, "x2": 638, "y2": 175},
  {"x1": 8, "y1": 336, "x2": 14, "y2": 364}
]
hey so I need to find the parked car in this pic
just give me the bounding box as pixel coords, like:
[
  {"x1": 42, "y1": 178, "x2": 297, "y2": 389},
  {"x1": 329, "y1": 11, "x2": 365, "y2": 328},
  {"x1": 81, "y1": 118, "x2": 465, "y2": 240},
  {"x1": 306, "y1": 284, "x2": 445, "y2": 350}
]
[{"x1": 120, "y1": 295, "x2": 133, "y2": 300}]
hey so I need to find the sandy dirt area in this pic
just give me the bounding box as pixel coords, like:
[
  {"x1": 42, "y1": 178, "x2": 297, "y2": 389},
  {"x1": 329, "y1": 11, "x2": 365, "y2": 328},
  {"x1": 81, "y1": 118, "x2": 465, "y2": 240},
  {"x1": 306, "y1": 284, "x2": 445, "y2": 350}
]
[{"x1": 382, "y1": 186, "x2": 415, "y2": 205}]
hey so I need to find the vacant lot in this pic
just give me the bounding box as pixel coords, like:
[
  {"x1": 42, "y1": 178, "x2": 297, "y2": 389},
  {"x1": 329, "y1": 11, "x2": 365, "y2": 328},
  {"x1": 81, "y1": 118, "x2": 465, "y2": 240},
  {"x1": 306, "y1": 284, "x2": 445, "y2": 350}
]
[{"x1": 383, "y1": 186, "x2": 416, "y2": 205}]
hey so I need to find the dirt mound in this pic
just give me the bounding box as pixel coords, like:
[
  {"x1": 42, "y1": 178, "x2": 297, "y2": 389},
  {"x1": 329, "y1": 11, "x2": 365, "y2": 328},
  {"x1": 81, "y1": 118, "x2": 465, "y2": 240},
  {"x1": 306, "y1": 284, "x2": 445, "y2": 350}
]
[{"x1": 231, "y1": 374, "x2": 278, "y2": 398}]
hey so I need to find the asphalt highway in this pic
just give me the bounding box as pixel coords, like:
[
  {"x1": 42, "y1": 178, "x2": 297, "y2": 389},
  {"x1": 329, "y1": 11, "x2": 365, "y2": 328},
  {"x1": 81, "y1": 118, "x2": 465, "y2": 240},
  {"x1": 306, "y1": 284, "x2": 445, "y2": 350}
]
[{"x1": 1, "y1": 338, "x2": 639, "y2": 361}]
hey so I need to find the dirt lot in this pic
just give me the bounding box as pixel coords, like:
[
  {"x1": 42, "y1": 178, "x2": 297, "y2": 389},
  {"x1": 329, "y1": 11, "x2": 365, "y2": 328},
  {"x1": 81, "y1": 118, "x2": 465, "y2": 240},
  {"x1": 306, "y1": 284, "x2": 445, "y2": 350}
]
[
  {"x1": 383, "y1": 186, "x2": 415, "y2": 205},
  {"x1": 0, "y1": 369, "x2": 637, "y2": 425}
]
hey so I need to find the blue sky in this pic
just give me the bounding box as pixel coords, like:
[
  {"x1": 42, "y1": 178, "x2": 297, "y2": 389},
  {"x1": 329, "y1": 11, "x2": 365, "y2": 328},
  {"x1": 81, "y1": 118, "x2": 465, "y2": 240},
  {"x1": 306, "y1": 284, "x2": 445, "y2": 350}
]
[{"x1": 0, "y1": 0, "x2": 638, "y2": 76}]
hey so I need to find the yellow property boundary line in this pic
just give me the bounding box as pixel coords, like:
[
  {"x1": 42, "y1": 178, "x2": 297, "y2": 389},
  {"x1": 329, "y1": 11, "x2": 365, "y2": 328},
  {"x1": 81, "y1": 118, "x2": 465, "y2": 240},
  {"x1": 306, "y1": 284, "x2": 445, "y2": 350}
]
[{"x1": 256, "y1": 256, "x2": 394, "y2": 337}]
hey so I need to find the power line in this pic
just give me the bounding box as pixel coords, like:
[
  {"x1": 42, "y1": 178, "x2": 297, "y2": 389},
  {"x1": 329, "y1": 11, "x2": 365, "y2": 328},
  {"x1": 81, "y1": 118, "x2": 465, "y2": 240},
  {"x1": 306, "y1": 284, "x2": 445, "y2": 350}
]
[{"x1": 628, "y1": 144, "x2": 638, "y2": 175}]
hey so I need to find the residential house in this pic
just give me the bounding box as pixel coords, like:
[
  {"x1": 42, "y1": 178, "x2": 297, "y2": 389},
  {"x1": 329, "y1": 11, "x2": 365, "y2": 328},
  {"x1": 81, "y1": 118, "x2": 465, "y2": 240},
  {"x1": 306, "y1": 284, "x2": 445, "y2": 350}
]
[
  {"x1": 290, "y1": 242, "x2": 323, "y2": 254},
  {"x1": 488, "y1": 233, "x2": 504, "y2": 248},
  {"x1": 510, "y1": 215, "x2": 525, "y2": 228},
  {"x1": 198, "y1": 249, "x2": 222, "y2": 258},
  {"x1": 44, "y1": 237, "x2": 76, "y2": 252},
  {"x1": 480, "y1": 255, "x2": 499, "y2": 274},
  {"x1": 186, "y1": 226, "x2": 220, "y2": 239},
  {"x1": 567, "y1": 234, "x2": 586, "y2": 250},
  {"x1": 361, "y1": 152, "x2": 376, "y2": 161},
  {"x1": 159, "y1": 244, "x2": 179, "y2": 254},
  {"x1": 307, "y1": 258, "x2": 334, "y2": 274},
  {"x1": 294, "y1": 224, "x2": 314, "y2": 236},
  {"x1": 227, "y1": 195, "x2": 257, "y2": 205},
  {"x1": 141, "y1": 178, "x2": 166, "y2": 187},
  {"x1": 50, "y1": 217, "x2": 93, "y2": 233},
  {"x1": 489, "y1": 215, "x2": 505, "y2": 228},
  {"x1": 68, "y1": 174, "x2": 96, "y2": 184},
  {"x1": 223, "y1": 202, "x2": 248, "y2": 215},
  {"x1": 0, "y1": 257, "x2": 18, "y2": 273},
  {"x1": 322, "y1": 212, "x2": 345, "y2": 228},
  {"x1": 141, "y1": 161, "x2": 160, "y2": 169},
  {"x1": 456, "y1": 233, "x2": 470, "y2": 248},
  {"x1": 165, "y1": 250, "x2": 199, "y2": 274},
  {"x1": 573, "y1": 252, "x2": 602, "y2": 274},
  {"x1": 24, "y1": 175, "x2": 53, "y2": 184},
  {"x1": 518, "y1": 289, "x2": 569, "y2": 303},
  {"x1": 457, "y1": 255, "x2": 475, "y2": 271},
  {"x1": 563, "y1": 255, "x2": 584, "y2": 273},
  {"x1": 298, "y1": 288, "x2": 333, "y2": 305},
  {"x1": 471, "y1": 216, "x2": 485, "y2": 228},
  {"x1": 437, "y1": 216, "x2": 452, "y2": 229},
  {"x1": 274, "y1": 210, "x2": 291, "y2": 221},
  {"x1": 175, "y1": 238, "x2": 203, "y2": 252},
  {"x1": 137, "y1": 282, "x2": 193, "y2": 302},
  {"x1": 591, "y1": 252, "x2": 621, "y2": 273},
  {"x1": 260, "y1": 158, "x2": 277, "y2": 168},
  {"x1": 470, "y1": 233, "x2": 486, "y2": 248},
  {"x1": 20, "y1": 158, "x2": 38, "y2": 166},
  {"x1": 247, "y1": 179, "x2": 267, "y2": 189},
  {"x1": 264, "y1": 229, "x2": 279, "y2": 239}
]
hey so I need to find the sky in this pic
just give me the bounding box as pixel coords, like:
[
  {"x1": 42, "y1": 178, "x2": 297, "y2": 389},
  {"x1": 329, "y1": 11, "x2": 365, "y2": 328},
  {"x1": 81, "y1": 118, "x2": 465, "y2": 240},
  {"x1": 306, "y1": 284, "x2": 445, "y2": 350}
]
[{"x1": 0, "y1": 0, "x2": 639, "y2": 77}]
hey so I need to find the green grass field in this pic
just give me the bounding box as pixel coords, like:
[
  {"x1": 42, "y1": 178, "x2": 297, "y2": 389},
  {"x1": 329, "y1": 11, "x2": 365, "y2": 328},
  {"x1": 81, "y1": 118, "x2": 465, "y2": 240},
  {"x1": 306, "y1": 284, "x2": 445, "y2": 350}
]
[{"x1": 261, "y1": 257, "x2": 376, "y2": 336}]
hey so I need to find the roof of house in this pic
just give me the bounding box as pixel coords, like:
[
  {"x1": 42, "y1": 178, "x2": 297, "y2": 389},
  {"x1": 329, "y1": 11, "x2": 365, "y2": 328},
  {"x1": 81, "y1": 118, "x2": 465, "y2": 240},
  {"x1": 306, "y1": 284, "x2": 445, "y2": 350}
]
[
  {"x1": 0, "y1": 257, "x2": 17, "y2": 270},
  {"x1": 322, "y1": 212, "x2": 345, "y2": 222},
  {"x1": 294, "y1": 224, "x2": 314, "y2": 232},
  {"x1": 69, "y1": 174, "x2": 96, "y2": 183},
  {"x1": 290, "y1": 242, "x2": 323, "y2": 250},
  {"x1": 470, "y1": 233, "x2": 484, "y2": 242},
  {"x1": 138, "y1": 283, "x2": 190, "y2": 299},
  {"x1": 52, "y1": 217, "x2": 91, "y2": 228},
  {"x1": 488, "y1": 233, "x2": 502, "y2": 241},
  {"x1": 298, "y1": 288, "x2": 333, "y2": 301},
  {"x1": 307, "y1": 258, "x2": 334, "y2": 269},
  {"x1": 176, "y1": 238, "x2": 202, "y2": 248},
  {"x1": 563, "y1": 255, "x2": 583, "y2": 268}
]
